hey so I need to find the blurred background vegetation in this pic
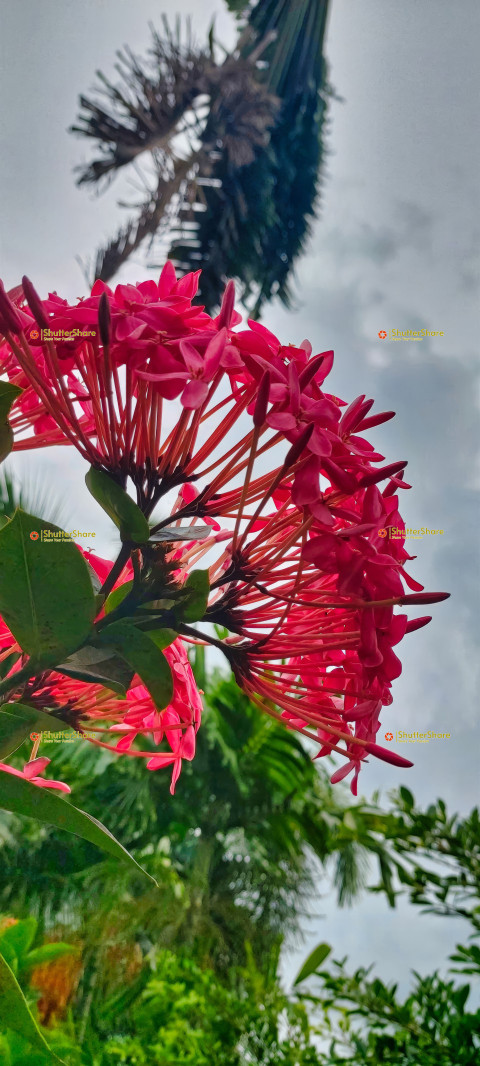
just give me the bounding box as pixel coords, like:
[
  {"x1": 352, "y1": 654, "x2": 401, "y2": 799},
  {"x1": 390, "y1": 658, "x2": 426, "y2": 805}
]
[{"x1": 1, "y1": 665, "x2": 479, "y2": 1063}]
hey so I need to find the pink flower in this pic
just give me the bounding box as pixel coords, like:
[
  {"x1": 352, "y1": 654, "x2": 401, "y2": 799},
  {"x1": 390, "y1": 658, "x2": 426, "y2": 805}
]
[
  {"x1": 0, "y1": 267, "x2": 449, "y2": 794},
  {"x1": 0, "y1": 757, "x2": 70, "y2": 793}
]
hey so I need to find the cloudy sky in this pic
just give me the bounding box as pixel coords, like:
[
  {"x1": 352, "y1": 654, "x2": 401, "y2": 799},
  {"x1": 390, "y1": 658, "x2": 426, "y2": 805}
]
[{"x1": 1, "y1": 0, "x2": 479, "y2": 994}]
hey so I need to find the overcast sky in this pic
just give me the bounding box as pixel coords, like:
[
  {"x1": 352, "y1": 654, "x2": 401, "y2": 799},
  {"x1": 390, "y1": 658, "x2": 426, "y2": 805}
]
[{"x1": 1, "y1": 0, "x2": 479, "y2": 995}]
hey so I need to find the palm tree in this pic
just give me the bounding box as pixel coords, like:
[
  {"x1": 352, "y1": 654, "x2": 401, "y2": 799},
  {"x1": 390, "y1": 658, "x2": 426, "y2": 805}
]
[{"x1": 71, "y1": 0, "x2": 331, "y2": 314}]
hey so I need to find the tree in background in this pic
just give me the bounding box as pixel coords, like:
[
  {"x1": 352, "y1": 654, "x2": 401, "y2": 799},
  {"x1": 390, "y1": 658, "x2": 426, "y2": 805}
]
[
  {"x1": 71, "y1": 0, "x2": 331, "y2": 314},
  {"x1": 290, "y1": 792, "x2": 480, "y2": 1065}
]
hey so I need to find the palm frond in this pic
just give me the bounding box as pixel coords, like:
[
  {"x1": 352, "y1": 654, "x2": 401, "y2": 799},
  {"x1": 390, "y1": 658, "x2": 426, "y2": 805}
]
[
  {"x1": 71, "y1": 18, "x2": 212, "y2": 189},
  {"x1": 72, "y1": 3, "x2": 331, "y2": 311},
  {"x1": 0, "y1": 465, "x2": 70, "y2": 528}
]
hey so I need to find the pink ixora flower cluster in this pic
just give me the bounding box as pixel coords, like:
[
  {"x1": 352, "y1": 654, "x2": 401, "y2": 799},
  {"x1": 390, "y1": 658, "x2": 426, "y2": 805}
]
[{"x1": 0, "y1": 268, "x2": 448, "y2": 795}]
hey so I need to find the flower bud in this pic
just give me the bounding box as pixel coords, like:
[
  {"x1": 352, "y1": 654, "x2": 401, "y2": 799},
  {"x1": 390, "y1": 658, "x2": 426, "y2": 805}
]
[{"x1": 21, "y1": 276, "x2": 49, "y2": 329}]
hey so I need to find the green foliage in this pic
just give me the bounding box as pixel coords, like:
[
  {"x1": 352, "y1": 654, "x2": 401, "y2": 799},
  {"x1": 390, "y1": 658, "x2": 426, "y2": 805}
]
[
  {"x1": 85, "y1": 468, "x2": 150, "y2": 545},
  {"x1": 0, "y1": 917, "x2": 77, "y2": 978},
  {"x1": 304, "y1": 961, "x2": 480, "y2": 1065},
  {"x1": 174, "y1": 570, "x2": 210, "y2": 624},
  {"x1": 182, "y1": 1, "x2": 330, "y2": 315},
  {"x1": 0, "y1": 511, "x2": 95, "y2": 665},
  {"x1": 56, "y1": 645, "x2": 133, "y2": 696},
  {"x1": 371, "y1": 793, "x2": 480, "y2": 929},
  {"x1": 0, "y1": 770, "x2": 155, "y2": 882},
  {"x1": 0, "y1": 951, "x2": 65, "y2": 1064},
  {"x1": 96, "y1": 622, "x2": 174, "y2": 710},
  {"x1": 294, "y1": 942, "x2": 331, "y2": 986},
  {"x1": 0, "y1": 383, "x2": 22, "y2": 464}
]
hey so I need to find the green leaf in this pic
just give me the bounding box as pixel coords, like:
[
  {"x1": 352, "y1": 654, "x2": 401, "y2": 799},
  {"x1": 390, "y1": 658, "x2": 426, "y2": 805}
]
[
  {"x1": 85, "y1": 467, "x2": 149, "y2": 544},
  {"x1": 96, "y1": 621, "x2": 173, "y2": 709},
  {"x1": 20, "y1": 943, "x2": 79, "y2": 973},
  {"x1": 104, "y1": 580, "x2": 133, "y2": 614},
  {"x1": 0, "y1": 511, "x2": 95, "y2": 663},
  {"x1": 0, "y1": 772, "x2": 156, "y2": 883},
  {"x1": 0, "y1": 704, "x2": 73, "y2": 760},
  {"x1": 399, "y1": 786, "x2": 415, "y2": 809},
  {"x1": 293, "y1": 942, "x2": 331, "y2": 986},
  {"x1": 146, "y1": 628, "x2": 178, "y2": 652},
  {"x1": 0, "y1": 382, "x2": 23, "y2": 422},
  {"x1": 0, "y1": 951, "x2": 65, "y2": 1064},
  {"x1": 56, "y1": 645, "x2": 133, "y2": 695},
  {"x1": 0, "y1": 919, "x2": 37, "y2": 961},
  {"x1": 176, "y1": 570, "x2": 210, "y2": 623},
  {"x1": 0, "y1": 382, "x2": 22, "y2": 464}
]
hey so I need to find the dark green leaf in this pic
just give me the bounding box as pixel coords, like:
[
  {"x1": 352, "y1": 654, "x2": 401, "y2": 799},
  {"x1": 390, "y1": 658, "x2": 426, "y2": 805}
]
[
  {"x1": 0, "y1": 771, "x2": 156, "y2": 883},
  {"x1": 0, "y1": 382, "x2": 23, "y2": 423},
  {"x1": 96, "y1": 621, "x2": 173, "y2": 709},
  {"x1": 177, "y1": 569, "x2": 210, "y2": 623},
  {"x1": 85, "y1": 467, "x2": 149, "y2": 543},
  {"x1": 56, "y1": 645, "x2": 132, "y2": 695},
  {"x1": 0, "y1": 510, "x2": 95, "y2": 663},
  {"x1": 145, "y1": 628, "x2": 177, "y2": 651},
  {"x1": 293, "y1": 942, "x2": 331, "y2": 986},
  {"x1": 399, "y1": 786, "x2": 415, "y2": 809},
  {"x1": 0, "y1": 382, "x2": 22, "y2": 464},
  {"x1": 104, "y1": 580, "x2": 133, "y2": 614},
  {"x1": 0, "y1": 951, "x2": 65, "y2": 1064}
]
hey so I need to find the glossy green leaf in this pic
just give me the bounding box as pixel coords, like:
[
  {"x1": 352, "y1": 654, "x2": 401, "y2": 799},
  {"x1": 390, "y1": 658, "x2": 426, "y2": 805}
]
[
  {"x1": 0, "y1": 511, "x2": 96, "y2": 663},
  {"x1": 0, "y1": 703, "x2": 73, "y2": 760},
  {"x1": 0, "y1": 381, "x2": 22, "y2": 464},
  {"x1": 85, "y1": 467, "x2": 149, "y2": 544},
  {"x1": 177, "y1": 569, "x2": 210, "y2": 623},
  {"x1": 56, "y1": 645, "x2": 132, "y2": 695},
  {"x1": 104, "y1": 580, "x2": 133, "y2": 614},
  {"x1": 0, "y1": 951, "x2": 65, "y2": 1064},
  {"x1": 0, "y1": 772, "x2": 156, "y2": 883},
  {"x1": 0, "y1": 382, "x2": 22, "y2": 422},
  {"x1": 96, "y1": 621, "x2": 173, "y2": 709},
  {"x1": 293, "y1": 942, "x2": 331, "y2": 986}
]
